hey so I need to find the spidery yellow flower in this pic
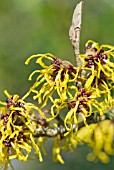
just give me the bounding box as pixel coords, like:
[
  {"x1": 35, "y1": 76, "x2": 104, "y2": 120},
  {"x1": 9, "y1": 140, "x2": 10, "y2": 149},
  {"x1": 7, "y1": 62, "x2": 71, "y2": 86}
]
[
  {"x1": 0, "y1": 90, "x2": 43, "y2": 169},
  {"x1": 79, "y1": 40, "x2": 114, "y2": 106},
  {"x1": 25, "y1": 53, "x2": 79, "y2": 107}
]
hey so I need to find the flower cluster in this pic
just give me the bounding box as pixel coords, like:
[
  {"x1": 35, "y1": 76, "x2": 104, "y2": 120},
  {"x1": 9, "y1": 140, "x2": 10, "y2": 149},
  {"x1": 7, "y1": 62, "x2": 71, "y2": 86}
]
[
  {"x1": 25, "y1": 41, "x2": 113, "y2": 132},
  {"x1": 0, "y1": 90, "x2": 45, "y2": 169},
  {"x1": 24, "y1": 40, "x2": 113, "y2": 162},
  {"x1": 0, "y1": 40, "x2": 114, "y2": 169}
]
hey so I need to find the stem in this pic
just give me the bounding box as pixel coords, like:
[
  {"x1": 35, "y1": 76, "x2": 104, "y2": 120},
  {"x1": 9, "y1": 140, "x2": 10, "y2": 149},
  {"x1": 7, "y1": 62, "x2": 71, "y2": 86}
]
[
  {"x1": 69, "y1": 1, "x2": 84, "y2": 67},
  {"x1": 33, "y1": 112, "x2": 107, "y2": 138}
]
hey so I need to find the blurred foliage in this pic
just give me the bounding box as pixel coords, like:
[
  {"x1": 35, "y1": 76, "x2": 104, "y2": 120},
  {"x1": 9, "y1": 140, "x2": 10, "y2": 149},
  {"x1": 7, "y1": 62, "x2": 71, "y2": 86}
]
[{"x1": 0, "y1": 0, "x2": 114, "y2": 170}]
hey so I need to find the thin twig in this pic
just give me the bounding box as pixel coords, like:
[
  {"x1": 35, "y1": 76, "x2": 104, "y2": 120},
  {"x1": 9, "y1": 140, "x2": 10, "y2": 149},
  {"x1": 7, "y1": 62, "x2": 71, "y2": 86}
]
[
  {"x1": 33, "y1": 112, "x2": 106, "y2": 138},
  {"x1": 69, "y1": 1, "x2": 84, "y2": 67},
  {"x1": 33, "y1": 124, "x2": 76, "y2": 138}
]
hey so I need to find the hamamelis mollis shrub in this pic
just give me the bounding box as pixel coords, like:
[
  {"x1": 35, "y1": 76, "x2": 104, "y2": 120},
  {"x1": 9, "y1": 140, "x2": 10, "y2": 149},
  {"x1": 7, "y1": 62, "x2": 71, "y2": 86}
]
[{"x1": 0, "y1": 40, "x2": 114, "y2": 170}]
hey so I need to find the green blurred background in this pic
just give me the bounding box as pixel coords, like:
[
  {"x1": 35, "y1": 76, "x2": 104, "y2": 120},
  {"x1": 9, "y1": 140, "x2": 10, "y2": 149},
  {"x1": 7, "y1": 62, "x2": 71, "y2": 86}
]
[{"x1": 0, "y1": 0, "x2": 114, "y2": 169}]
